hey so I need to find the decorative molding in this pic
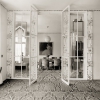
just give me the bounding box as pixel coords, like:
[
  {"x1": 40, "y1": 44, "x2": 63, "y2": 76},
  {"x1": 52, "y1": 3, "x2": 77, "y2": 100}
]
[
  {"x1": 38, "y1": 33, "x2": 61, "y2": 34},
  {"x1": 7, "y1": 11, "x2": 13, "y2": 79},
  {"x1": 0, "y1": 3, "x2": 7, "y2": 10},
  {"x1": 29, "y1": 7, "x2": 38, "y2": 84},
  {"x1": 8, "y1": 10, "x2": 100, "y2": 12},
  {"x1": 87, "y1": 11, "x2": 93, "y2": 80},
  {"x1": 61, "y1": 7, "x2": 69, "y2": 84}
]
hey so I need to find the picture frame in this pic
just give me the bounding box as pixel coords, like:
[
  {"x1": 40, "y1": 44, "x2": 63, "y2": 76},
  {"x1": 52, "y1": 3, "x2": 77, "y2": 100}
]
[{"x1": 39, "y1": 42, "x2": 53, "y2": 55}]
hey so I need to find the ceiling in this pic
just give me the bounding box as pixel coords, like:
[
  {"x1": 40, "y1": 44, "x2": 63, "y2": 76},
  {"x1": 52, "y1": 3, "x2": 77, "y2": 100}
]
[{"x1": 0, "y1": 0, "x2": 100, "y2": 10}]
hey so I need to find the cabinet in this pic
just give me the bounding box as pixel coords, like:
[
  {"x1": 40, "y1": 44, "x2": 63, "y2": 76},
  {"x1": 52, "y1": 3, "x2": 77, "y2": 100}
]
[{"x1": 0, "y1": 4, "x2": 7, "y2": 84}]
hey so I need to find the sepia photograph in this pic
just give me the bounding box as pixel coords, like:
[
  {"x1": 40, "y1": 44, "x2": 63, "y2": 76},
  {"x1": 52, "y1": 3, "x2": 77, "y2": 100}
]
[{"x1": 0, "y1": 0, "x2": 100, "y2": 99}]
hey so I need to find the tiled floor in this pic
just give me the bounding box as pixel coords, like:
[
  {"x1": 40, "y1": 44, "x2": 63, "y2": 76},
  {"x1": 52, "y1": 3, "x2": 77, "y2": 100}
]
[{"x1": 0, "y1": 70, "x2": 100, "y2": 100}]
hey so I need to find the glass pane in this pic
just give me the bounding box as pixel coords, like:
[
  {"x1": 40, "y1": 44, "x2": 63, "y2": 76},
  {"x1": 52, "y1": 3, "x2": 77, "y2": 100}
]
[
  {"x1": 78, "y1": 57, "x2": 84, "y2": 78},
  {"x1": 78, "y1": 14, "x2": 84, "y2": 36},
  {"x1": 70, "y1": 57, "x2": 77, "y2": 78},
  {"x1": 21, "y1": 14, "x2": 30, "y2": 36},
  {"x1": 22, "y1": 37, "x2": 26, "y2": 42},
  {"x1": 78, "y1": 21, "x2": 84, "y2": 36},
  {"x1": 15, "y1": 37, "x2": 18, "y2": 42},
  {"x1": 15, "y1": 28, "x2": 22, "y2": 42},
  {"x1": 15, "y1": 57, "x2": 21, "y2": 78},
  {"x1": 22, "y1": 37, "x2": 29, "y2": 57},
  {"x1": 15, "y1": 44, "x2": 21, "y2": 56},
  {"x1": 22, "y1": 57, "x2": 29, "y2": 78},
  {"x1": 70, "y1": 36, "x2": 77, "y2": 56},
  {"x1": 15, "y1": 13, "x2": 30, "y2": 37},
  {"x1": 78, "y1": 37, "x2": 84, "y2": 57},
  {"x1": 70, "y1": 13, "x2": 77, "y2": 36}
]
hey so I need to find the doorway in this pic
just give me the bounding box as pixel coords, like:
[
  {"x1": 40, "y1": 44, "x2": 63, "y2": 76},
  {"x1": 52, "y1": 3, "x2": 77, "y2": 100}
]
[
  {"x1": 14, "y1": 12, "x2": 30, "y2": 79},
  {"x1": 12, "y1": 6, "x2": 38, "y2": 85},
  {"x1": 6, "y1": 5, "x2": 92, "y2": 86}
]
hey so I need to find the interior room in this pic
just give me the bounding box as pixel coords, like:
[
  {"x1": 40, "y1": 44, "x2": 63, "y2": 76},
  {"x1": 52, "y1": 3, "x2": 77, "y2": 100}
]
[
  {"x1": 38, "y1": 11, "x2": 61, "y2": 70},
  {"x1": 0, "y1": 0, "x2": 100, "y2": 99}
]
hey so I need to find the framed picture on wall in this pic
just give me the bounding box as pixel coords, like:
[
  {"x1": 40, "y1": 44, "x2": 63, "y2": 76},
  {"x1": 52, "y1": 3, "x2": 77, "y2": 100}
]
[{"x1": 39, "y1": 42, "x2": 53, "y2": 55}]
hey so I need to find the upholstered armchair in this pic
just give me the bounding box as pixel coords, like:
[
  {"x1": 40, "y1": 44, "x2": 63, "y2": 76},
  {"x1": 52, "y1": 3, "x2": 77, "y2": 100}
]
[
  {"x1": 54, "y1": 58, "x2": 61, "y2": 70},
  {"x1": 42, "y1": 58, "x2": 49, "y2": 70}
]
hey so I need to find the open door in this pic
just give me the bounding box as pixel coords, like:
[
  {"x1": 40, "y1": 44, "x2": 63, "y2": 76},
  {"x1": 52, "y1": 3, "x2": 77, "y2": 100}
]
[
  {"x1": 61, "y1": 5, "x2": 70, "y2": 85},
  {"x1": 29, "y1": 5, "x2": 38, "y2": 85}
]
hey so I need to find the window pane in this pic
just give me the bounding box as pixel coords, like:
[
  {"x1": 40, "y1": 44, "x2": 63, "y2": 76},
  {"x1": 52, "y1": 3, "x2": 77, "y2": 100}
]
[
  {"x1": 70, "y1": 13, "x2": 77, "y2": 36},
  {"x1": 78, "y1": 57, "x2": 84, "y2": 78},
  {"x1": 22, "y1": 44, "x2": 26, "y2": 56},
  {"x1": 15, "y1": 57, "x2": 21, "y2": 78},
  {"x1": 70, "y1": 36, "x2": 77, "y2": 56},
  {"x1": 78, "y1": 14, "x2": 84, "y2": 36},
  {"x1": 15, "y1": 44, "x2": 21, "y2": 57},
  {"x1": 22, "y1": 37, "x2": 26, "y2": 42},
  {"x1": 78, "y1": 37, "x2": 84, "y2": 57},
  {"x1": 22, "y1": 58, "x2": 29, "y2": 78},
  {"x1": 70, "y1": 57, "x2": 77, "y2": 78}
]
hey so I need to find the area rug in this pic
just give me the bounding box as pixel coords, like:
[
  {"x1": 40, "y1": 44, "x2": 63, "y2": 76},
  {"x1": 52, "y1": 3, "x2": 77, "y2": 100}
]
[{"x1": 0, "y1": 70, "x2": 100, "y2": 100}]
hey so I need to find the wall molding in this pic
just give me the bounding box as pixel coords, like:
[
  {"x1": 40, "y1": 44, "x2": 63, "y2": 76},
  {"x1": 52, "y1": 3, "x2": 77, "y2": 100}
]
[
  {"x1": 8, "y1": 10, "x2": 100, "y2": 12},
  {"x1": 0, "y1": 3, "x2": 7, "y2": 10},
  {"x1": 38, "y1": 33, "x2": 61, "y2": 34}
]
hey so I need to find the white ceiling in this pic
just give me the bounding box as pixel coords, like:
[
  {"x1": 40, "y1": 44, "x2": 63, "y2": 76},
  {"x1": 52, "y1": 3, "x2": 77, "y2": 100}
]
[{"x1": 0, "y1": 0, "x2": 100, "y2": 10}]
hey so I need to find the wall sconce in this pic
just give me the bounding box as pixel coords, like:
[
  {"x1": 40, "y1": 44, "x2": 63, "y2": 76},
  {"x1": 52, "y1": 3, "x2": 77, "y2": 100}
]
[{"x1": 44, "y1": 36, "x2": 51, "y2": 42}]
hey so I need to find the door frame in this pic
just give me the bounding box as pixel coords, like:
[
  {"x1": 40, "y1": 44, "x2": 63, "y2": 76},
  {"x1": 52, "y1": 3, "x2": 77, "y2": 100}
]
[{"x1": 61, "y1": 5, "x2": 70, "y2": 85}]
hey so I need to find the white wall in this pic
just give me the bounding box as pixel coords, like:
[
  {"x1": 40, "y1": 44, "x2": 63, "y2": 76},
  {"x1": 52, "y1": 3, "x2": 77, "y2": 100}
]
[
  {"x1": 38, "y1": 12, "x2": 61, "y2": 34},
  {"x1": 93, "y1": 11, "x2": 100, "y2": 79},
  {"x1": 0, "y1": 5, "x2": 7, "y2": 81},
  {"x1": 38, "y1": 12, "x2": 61, "y2": 61}
]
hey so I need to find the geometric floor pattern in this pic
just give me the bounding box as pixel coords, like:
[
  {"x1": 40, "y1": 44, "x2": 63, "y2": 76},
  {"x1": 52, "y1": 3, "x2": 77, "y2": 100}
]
[{"x1": 0, "y1": 70, "x2": 100, "y2": 100}]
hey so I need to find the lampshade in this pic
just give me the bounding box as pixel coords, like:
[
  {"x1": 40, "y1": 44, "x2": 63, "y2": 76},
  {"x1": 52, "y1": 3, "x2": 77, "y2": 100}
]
[{"x1": 45, "y1": 36, "x2": 51, "y2": 42}]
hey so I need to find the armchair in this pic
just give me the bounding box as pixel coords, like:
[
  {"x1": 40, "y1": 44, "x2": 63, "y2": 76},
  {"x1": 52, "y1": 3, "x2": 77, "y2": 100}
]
[{"x1": 42, "y1": 58, "x2": 49, "y2": 70}]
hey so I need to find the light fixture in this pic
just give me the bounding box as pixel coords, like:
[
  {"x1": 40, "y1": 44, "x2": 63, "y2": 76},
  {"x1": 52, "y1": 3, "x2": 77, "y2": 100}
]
[{"x1": 44, "y1": 36, "x2": 51, "y2": 42}]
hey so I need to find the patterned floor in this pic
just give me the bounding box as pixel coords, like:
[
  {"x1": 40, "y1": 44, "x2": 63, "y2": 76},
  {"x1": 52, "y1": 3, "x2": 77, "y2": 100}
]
[{"x1": 0, "y1": 70, "x2": 100, "y2": 100}]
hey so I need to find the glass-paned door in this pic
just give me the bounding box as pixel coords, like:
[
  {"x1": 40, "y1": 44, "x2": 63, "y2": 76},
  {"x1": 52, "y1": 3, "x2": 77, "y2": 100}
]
[
  {"x1": 14, "y1": 13, "x2": 30, "y2": 78},
  {"x1": 29, "y1": 5, "x2": 38, "y2": 85},
  {"x1": 61, "y1": 5, "x2": 70, "y2": 85},
  {"x1": 70, "y1": 12, "x2": 85, "y2": 79}
]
